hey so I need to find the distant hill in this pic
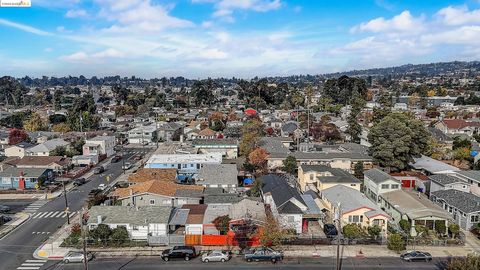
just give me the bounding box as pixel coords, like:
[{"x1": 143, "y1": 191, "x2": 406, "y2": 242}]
[{"x1": 323, "y1": 61, "x2": 480, "y2": 78}]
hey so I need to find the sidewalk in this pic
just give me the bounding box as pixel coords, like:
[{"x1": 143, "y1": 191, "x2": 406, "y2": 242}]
[{"x1": 0, "y1": 212, "x2": 30, "y2": 239}]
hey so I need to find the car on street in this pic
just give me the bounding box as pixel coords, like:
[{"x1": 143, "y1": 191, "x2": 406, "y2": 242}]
[
  {"x1": 2, "y1": 215, "x2": 12, "y2": 223},
  {"x1": 98, "y1": 183, "x2": 106, "y2": 191},
  {"x1": 132, "y1": 154, "x2": 143, "y2": 160},
  {"x1": 93, "y1": 166, "x2": 104, "y2": 174},
  {"x1": 161, "y1": 246, "x2": 197, "y2": 261},
  {"x1": 0, "y1": 205, "x2": 11, "y2": 213},
  {"x1": 245, "y1": 247, "x2": 283, "y2": 263},
  {"x1": 400, "y1": 251, "x2": 432, "y2": 262},
  {"x1": 114, "y1": 181, "x2": 129, "y2": 189},
  {"x1": 323, "y1": 223, "x2": 338, "y2": 237},
  {"x1": 63, "y1": 251, "x2": 94, "y2": 264},
  {"x1": 73, "y1": 178, "x2": 86, "y2": 186},
  {"x1": 201, "y1": 250, "x2": 231, "y2": 263},
  {"x1": 88, "y1": 189, "x2": 101, "y2": 199},
  {"x1": 111, "y1": 156, "x2": 122, "y2": 163},
  {"x1": 122, "y1": 162, "x2": 132, "y2": 170}
]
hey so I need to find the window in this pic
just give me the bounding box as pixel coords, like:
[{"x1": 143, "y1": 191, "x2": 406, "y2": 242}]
[
  {"x1": 287, "y1": 216, "x2": 295, "y2": 222},
  {"x1": 348, "y1": 215, "x2": 361, "y2": 223},
  {"x1": 177, "y1": 164, "x2": 181, "y2": 169},
  {"x1": 350, "y1": 184, "x2": 356, "y2": 187},
  {"x1": 149, "y1": 199, "x2": 155, "y2": 205},
  {"x1": 462, "y1": 185, "x2": 467, "y2": 189},
  {"x1": 182, "y1": 164, "x2": 187, "y2": 169},
  {"x1": 391, "y1": 184, "x2": 399, "y2": 189},
  {"x1": 310, "y1": 174, "x2": 314, "y2": 181},
  {"x1": 162, "y1": 199, "x2": 171, "y2": 205},
  {"x1": 133, "y1": 225, "x2": 139, "y2": 231},
  {"x1": 190, "y1": 164, "x2": 194, "y2": 168},
  {"x1": 471, "y1": 215, "x2": 479, "y2": 223},
  {"x1": 197, "y1": 164, "x2": 200, "y2": 169},
  {"x1": 381, "y1": 184, "x2": 389, "y2": 189}
]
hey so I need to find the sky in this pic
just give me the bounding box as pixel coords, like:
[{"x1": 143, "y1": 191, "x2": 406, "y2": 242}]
[{"x1": 0, "y1": 0, "x2": 480, "y2": 78}]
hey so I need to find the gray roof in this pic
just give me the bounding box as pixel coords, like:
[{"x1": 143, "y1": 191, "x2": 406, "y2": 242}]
[
  {"x1": 169, "y1": 208, "x2": 189, "y2": 225},
  {"x1": 268, "y1": 151, "x2": 372, "y2": 161},
  {"x1": 229, "y1": 198, "x2": 266, "y2": 221},
  {"x1": 429, "y1": 174, "x2": 467, "y2": 186},
  {"x1": 203, "y1": 204, "x2": 231, "y2": 224},
  {"x1": 427, "y1": 127, "x2": 452, "y2": 142},
  {"x1": 260, "y1": 174, "x2": 306, "y2": 214},
  {"x1": 0, "y1": 166, "x2": 48, "y2": 178},
  {"x1": 454, "y1": 171, "x2": 480, "y2": 182},
  {"x1": 300, "y1": 194, "x2": 322, "y2": 215},
  {"x1": 196, "y1": 164, "x2": 238, "y2": 186},
  {"x1": 88, "y1": 206, "x2": 172, "y2": 225},
  {"x1": 321, "y1": 185, "x2": 387, "y2": 216},
  {"x1": 27, "y1": 139, "x2": 69, "y2": 153},
  {"x1": 300, "y1": 165, "x2": 360, "y2": 184},
  {"x1": 10, "y1": 142, "x2": 35, "y2": 149},
  {"x1": 204, "y1": 193, "x2": 244, "y2": 204},
  {"x1": 410, "y1": 155, "x2": 460, "y2": 174},
  {"x1": 281, "y1": 121, "x2": 299, "y2": 133},
  {"x1": 158, "y1": 122, "x2": 182, "y2": 131},
  {"x1": 258, "y1": 137, "x2": 290, "y2": 154},
  {"x1": 431, "y1": 189, "x2": 480, "y2": 214},
  {"x1": 192, "y1": 139, "x2": 238, "y2": 146},
  {"x1": 364, "y1": 168, "x2": 398, "y2": 184},
  {"x1": 174, "y1": 189, "x2": 203, "y2": 198}
]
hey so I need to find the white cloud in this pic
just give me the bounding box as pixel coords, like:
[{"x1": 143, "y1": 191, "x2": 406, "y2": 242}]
[
  {"x1": 94, "y1": 0, "x2": 194, "y2": 33},
  {"x1": 436, "y1": 6, "x2": 480, "y2": 26},
  {"x1": 194, "y1": 0, "x2": 282, "y2": 19},
  {"x1": 0, "y1": 18, "x2": 52, "y2": 36},
  {"x1": 65, "y1": 9, "x2": 89, "y2": 18},
  {"x1": 60, "y1": 48, "x2": 126, "y2": 63},
  {"x1": 351, "y1": 10, "x2": 425, "y2": 34},
  {"x1": 60, "y1": 52, "x2": 89, "y2": 62}
]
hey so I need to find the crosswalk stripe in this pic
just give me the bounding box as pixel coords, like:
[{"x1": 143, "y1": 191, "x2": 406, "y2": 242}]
[
  {"x1": 51, "y1": 212, "x2": 62, "y2": 218},
  {"x1": 17, "y1": 267, "x2": 40, "y2": 270},
  {"x1": 60, "y1": 212, "x2": 67, "y2": 218},
  {"x1": 37, "y1": 212, "x2": 49, "y2": 218},
  {"x1": 21, "y1": 263, "x2": 43, "y2": 266},
  {"x1": 25, "y1": 260, "x2": 46, "y2": 263},
  {"x1": 31, "y1": 213, "x2": 42, "y2": 218},
  {"x1": 43, "y1": 212, "x2": 55, "y2": 218}
]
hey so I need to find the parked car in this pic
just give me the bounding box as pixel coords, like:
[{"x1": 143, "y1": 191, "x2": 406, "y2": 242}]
[
  {"x1": 97, "y1": 183, "x2": 106, "y2": 191},
  {"x1": 161, "y1": 246, "x2": 197, "y2": 261},
  {"x1": 0, "y1": 205, "x2": 11, "y2": 213},
  {"x1": 201, "y1": 250, "x2": 231, "y2": 263},
  {"x1": 132, "y1": 154, "x2": 142, "y2": 160},
  {"x1": 73, "y1": 178, "x2": 86, "y2": 186},
  {"x1": 114, "y1": 181, "x2": 129, "y2": 189},
  {"x1": 400, "y1": 251, "x2": 432, "y2": 262},
  {"x1": 122, "y1": 163, "x2": 132, "y2": 170},
  {"x1": 111, "y1": 156, "x2": 122, "y2": 163},
  {"x1": 323, "y1": 224, "x2": 338, "y2": 237},
  {"x1": 63, "y1": 251, "x2": 94, "y2": 263},
  {"x1": 245, "y1": 247, "x2": 283, "y2": 263},
  {"x1": 93, "y1": 166, "x2": 104, "y2": 174},
  {"x1": 2, "y1": 215, "x2": 12, "y2": 223},
  {"x1": 88, "y1": 189, "x2": 101, "y2": 199}
]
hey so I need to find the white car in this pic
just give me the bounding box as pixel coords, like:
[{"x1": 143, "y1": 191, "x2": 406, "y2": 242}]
[
  {"x1": 97, "y1": 183, "x2": 106, "y2": 190},
  {"x1": 63, "y1": 251, "x2": 93, "y2": 263},
  {"x1": 122, "y1": 163, "x2": 132, "y2": 170},
  {"x1": 201, "y1": 250, "x2": 231, "y2": 263}
]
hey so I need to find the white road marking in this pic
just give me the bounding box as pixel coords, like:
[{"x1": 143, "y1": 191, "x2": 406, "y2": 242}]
[
  {"x1": 21, "y1": 263, "x2": 44, "y2": 266},
  {"x1": 36, "y1": 212, "x2": 49, "y2": 218},
  {"x1": 17, "y1": 267, "x2": 40, "y2": 270},
  {"x1": 51, "y1": 212, "x2": 62, "y2": 218},
  {"x1": 25, "y1": 260, "x2": 46, "y2": 263},
  {"x1": 43, "y1": 212, "x2": 56, "y2": 218}
]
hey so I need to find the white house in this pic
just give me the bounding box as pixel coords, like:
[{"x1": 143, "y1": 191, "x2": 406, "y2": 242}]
[
  {"x1": 4, "y1": 142, "x2": 35, "y2": 158},
  {"x1": 429, "y1": 174, "x2": 471, "y2": 196},
  {"x1": 364, "y1": 168, "x2": 402, "y2": 203},
  {"x1": 83, "y1": 135, "x2": 115, "y2": 157},
  {"x1": 26, "y1": 138, "x2": 69, "y2": 156},
  {"x1": 128, "y1": 124, "x2": 158, "y2": 144},
  {"x1": 87, "y1": 206, "x2": 172, "y2": 240}
]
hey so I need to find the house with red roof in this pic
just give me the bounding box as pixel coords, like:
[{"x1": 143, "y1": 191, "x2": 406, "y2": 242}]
[{"x1": 434, "y1": 119, "x2": 480, "y2": 136}]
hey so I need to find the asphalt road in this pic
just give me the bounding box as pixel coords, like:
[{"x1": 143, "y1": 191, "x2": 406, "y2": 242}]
[
  {"x1": 0, "y1": 199, "x2": 36, "y2": 214},
  {"x1": 42, "y1": 256, "x2": 450, "y2": 270},
  {"x1": 0, "y1": 148, "x2": 150, "y2": 270}
]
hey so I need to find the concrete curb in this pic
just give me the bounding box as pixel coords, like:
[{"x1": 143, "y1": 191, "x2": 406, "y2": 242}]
[{"x1": 0, "y1": 213, "x2": 31, "y2": 240}]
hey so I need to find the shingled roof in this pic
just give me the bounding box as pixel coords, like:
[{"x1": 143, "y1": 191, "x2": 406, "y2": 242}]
[{"x1": 127, "y1": 168, "x2": 177, "y2": 183}]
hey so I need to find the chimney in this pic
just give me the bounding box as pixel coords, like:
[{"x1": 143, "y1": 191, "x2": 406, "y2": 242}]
[{"x1": 97, "y1": 215, "x2": 102, "y2": 224}]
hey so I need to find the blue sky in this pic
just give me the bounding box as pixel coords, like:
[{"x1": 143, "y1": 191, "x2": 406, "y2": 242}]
[{"x1": 0, "y1": 0, "x2": 479, "y2": 78}]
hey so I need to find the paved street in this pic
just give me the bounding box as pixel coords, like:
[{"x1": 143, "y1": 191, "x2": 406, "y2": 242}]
[
  {"x1": 42, "y1": 256, "x2": 449, "y2": 270},
  {"x1": 0, "y1": 148, "x2": 150, "y2": 270}
]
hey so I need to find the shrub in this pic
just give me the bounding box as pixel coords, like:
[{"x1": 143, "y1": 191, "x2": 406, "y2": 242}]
[
  {"x1": 446, "y1": 254, "x2": 480, "y2": 270},
  {"x1": 367, "y1": 225, "x2": 382, "y2": 238},
  {"x1": 387, "y1": 233, "x2": 406, "y2": 252},
  {"x1": 111, "y1": 227, "x2": 129, "y2": 246},
  {"x1": 399, "y1": 219, "x2": 411, "y2": 234},
  {"x1": 435, "y1": 221, "x2": 447, "y2": 235},
  {"x1": 91, "y1": 224, "x2": 111, "y2": 244},
  {"x1": 343, "y1": 224, "x2": 363, "y2": 239},
  {"x1": 213, "y1": 215, "x2": 231, "y2": 235},
  {"x1": 448, "y1": 223, "x2": 460, "y2": 239}
]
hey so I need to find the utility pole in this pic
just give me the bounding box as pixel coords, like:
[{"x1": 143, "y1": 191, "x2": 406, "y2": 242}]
[
  {"x1": 62, "y1": 180, "x2": 70, "y2": 225},
  {"x1": 121, "y1": 144, "x2": 126, "y2": 174},
  {"x1": 156, "y1": 112, "x2": 159, "y2": 149},
  {"x1": 336, "y1": 202, "x2": 342, "y2": 270},
  {"x1": 81, "y1": 207, "x2": 88, "y2": 270}
]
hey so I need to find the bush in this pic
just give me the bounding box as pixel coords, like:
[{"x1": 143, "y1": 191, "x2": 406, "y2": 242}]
[
  {"x1": 414, "y1": 225, "x2": 428, "y2": 236},
  {"x1": 213, "y1": 215, "x2": 231, "y2": 235},
  {"x1": 91, "y1": 224, "x2": 111, "y2": 244},
  {"x1": 367, "y1": 225, "x2": 382, "y2": 238},
  {"x1": 399, "y1": 219, "x2": 411, "y2": 234},
  {"x1": 448, "y1": 223, "x2": 460, "y2": 239},
  {"x1": 343, "y1": 224, "x2": 363, "y2": 239},
  {"x1": 446, "y1": 254, "x2": 480, "y2": 270},
  {"x1": 387, "y1": 233, "x2": 406, "y2": 252},
  {"x1": 435, "y1": 221, "x2": 447, "y2": 235},
  {"x1": 111, "y1": 227, "x2": 129, "y2": 246}
]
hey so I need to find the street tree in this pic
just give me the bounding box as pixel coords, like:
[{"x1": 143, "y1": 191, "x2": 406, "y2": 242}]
[
  {"x1": 248, "y1": 147, "x2": 269, "y2": 173},
  {"x1": 8, "y1": 128, "x2": 27, "y2": 145},
  {"x1": 282, "y1": 156, "x2": 297, "y2": 175}
]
